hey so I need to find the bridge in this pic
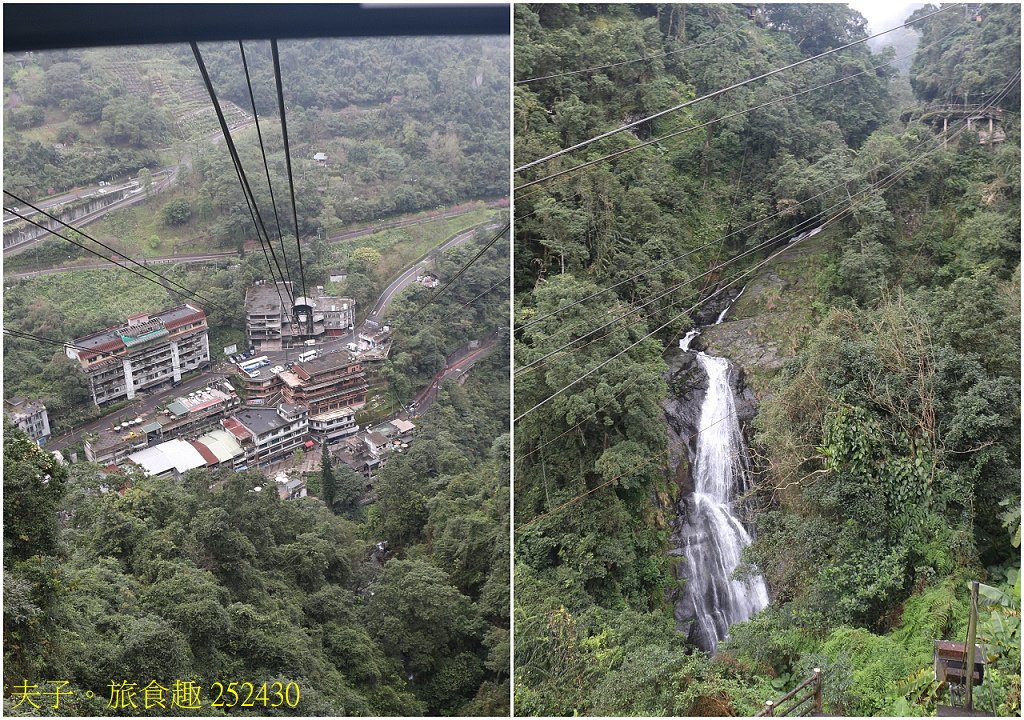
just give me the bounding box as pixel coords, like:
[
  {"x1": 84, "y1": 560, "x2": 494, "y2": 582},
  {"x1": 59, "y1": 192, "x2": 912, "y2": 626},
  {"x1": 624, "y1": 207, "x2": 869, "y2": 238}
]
[{"x1": 901, "y1": 104, "x2": 1008, "y2": 146}]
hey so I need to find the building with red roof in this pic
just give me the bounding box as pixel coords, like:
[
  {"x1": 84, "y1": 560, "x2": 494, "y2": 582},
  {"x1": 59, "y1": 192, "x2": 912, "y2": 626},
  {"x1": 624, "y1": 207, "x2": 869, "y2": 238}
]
[{"x1": 66, "y1": 304, "x2": 210, "y2": 406}]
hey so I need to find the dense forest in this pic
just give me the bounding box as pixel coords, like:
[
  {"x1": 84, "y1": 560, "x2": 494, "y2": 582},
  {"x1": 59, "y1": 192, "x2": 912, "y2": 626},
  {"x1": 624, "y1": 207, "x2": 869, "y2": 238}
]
[
  {"x1": 4, "y1": 35, "x2": 508, "y2": 251},
  {"x1": 514, "y1": 3, "x2": 1019, "y2": 716},
  {"x1": 4, "y1": 342, "x2": 509, "y2": 716}
]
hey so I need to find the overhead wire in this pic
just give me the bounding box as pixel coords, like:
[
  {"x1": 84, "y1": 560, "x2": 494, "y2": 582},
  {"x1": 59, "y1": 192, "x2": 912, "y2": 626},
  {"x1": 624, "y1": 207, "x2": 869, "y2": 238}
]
[
  {"x1": 517, "y1": 115, "x2": 991, "y2": 404},
  {"x1": 514, "y1": 3, "x2": 960, "y2": 174},
  {"x1": 519, "y1": 78, "x2": 976, "y2": 379},
  {"x1": 516, "y1": 66, "x2": 1020, "y2": 459},
  {"x1": 513, "y1": 71, "x2": 1017, "y2": 426},
  {"x1": 515, "y1": 225, "x2": 802, "y2": 376},
  {"x1": 3, "y1": 206, "x2": 232, "y2": 315},
  {"x1": 514, "y1": 23, "x2": 963, "y2": 193},
  {"x1": 415, "y1": 221, "x2": 511, "y2": 315},
  {"x1": 514, "y1": 28, "x2": 1016, "y2": 531},
  {"x1": 191, "y1": 41, "x2": 292, "y2": 315},
  {"x1": 515, "y1": 27, "x2": 745, "y2": 85},
  {"x1": 514, "y1": 65, "x2": 1019, "y2": 434},
  {"x1": 3, "y1": 327, "x2": 94, "y2": 352},
  {"x1": 2, "y1": 191, "x2": 230, "y2": 314},
  {"x1": 514, "y1": 234, "x2": 810, "y2": 424},
  {"x1": 515, "y1": 23, "x2": 969, "y2": 332},
  {"x1": 436, "y1": 274, "x2": 511, "y2": 324},
  {"x1": 271, "y1": 39, "x2": 308, "y2": 302},
  {"x1": 238, "y1": 39, "x2": 295, "y2": 292}
]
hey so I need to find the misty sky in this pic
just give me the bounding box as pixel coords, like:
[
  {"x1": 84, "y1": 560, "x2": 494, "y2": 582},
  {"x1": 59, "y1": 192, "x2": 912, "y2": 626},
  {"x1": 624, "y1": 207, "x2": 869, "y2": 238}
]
[{"x1": 848, "y1": 1, "x2": 926, "y2": 34}]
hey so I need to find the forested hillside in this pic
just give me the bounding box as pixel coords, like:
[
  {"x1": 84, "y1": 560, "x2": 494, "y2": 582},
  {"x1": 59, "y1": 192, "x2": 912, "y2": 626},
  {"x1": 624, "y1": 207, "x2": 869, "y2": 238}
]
[
  {"x1": 513, "y1": 3, "x2": 1019, "y2": 716},
  {"x1": 4, "y1": 36, "x2": 508, "y2": 252},
  {"x1": 4, "y1": 347, "x2": 510, "y2": 716}
]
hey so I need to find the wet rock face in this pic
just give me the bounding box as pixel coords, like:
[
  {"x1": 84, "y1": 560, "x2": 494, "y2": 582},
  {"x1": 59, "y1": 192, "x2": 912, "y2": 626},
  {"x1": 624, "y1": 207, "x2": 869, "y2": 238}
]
[
  {"x1": 663, "y1": 347, "x2": 705, "y2": 495},
  {"x1": 662, "y1": 285, "x2": 771, "y2": 651},
  {"x1": 701, "y1": 317, "x2": 788, "y2": 380}
]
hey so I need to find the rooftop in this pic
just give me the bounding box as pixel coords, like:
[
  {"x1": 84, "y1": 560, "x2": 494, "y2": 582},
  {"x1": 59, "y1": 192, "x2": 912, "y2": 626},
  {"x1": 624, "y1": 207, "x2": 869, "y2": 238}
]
[
  {"x1": 189, "y1": 440, "x2": 219, "y2": 466},
  {"x1": 196, "y1": 429, "x2": 244, "y2": 463},
  {"x1": 372, "y1": 421, "x2": 398, "y2": 436},
  {"x1": 366, "y1": 431, "x2": 390, "y2": 446},
  {"x1": 170, "y1": 387, "x2": 234, "y2": 416},
  {"x1": 4, "y1": 396, "x2": 45, "y2": 416},
  {"x1": 233, "y1": 407, "x2": 301, "y2": 437},
  {"x1": 310, "y1": 406, "x2": 356, "y2": 421},
  {"x1": 279, "y1": 402, "x2": 305, "y2": 419},
  {"x1": 393, "y1": 419, "x2": 416, "y2": 434},
  {"x1": 88, "y1": 428, "x2": 146, "y2": 452},
  {"x1": 222, "y1": 417, "x2": 251, "y2": 442},
  {"x1": 128, "y1": 439, "x2": 206, "y2": 477},
  {"x1": 295, "y1": 350, "x2": 359, "y2": 378},
  {"x1": 245, "y1": 281, "x2": 294, "y2": 315},
  {"x1": 73, "y1": 304, "x2": 207, "y2": 355},
  {"x1": 245, "y1": 282, "x2": 353, "y2": 319},
  {"x1": 277, "y1": 370, "x2": 301, "y2": 388}
]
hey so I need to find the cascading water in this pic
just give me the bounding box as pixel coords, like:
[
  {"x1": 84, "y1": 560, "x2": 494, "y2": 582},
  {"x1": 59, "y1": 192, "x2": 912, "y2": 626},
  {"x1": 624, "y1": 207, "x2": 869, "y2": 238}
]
[{"x1": 671, "y1": 291, "x2": 768, "y2": 653}]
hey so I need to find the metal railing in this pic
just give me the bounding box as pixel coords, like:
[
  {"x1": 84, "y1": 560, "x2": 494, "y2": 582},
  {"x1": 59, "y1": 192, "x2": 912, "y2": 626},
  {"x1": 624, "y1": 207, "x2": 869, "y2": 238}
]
[{"x1": 757, "y1": 668, "x2": 823, "y2": 717}]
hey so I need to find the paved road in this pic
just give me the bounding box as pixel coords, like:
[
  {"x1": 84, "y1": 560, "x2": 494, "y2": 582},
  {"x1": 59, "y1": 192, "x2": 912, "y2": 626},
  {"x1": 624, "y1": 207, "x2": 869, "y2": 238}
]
[
  {"x1": 410, "y1": 332, "x2": 500, "y2": 415},
  {"x1": 48, "y1": 370, "x2": 231, "y2": 452},
  {"x1": 6, "y1": 251, "x2": 239, "y2": 280},
  {"x1": 3, "y1": 169, "x2": 174, "y2": 226},
  {"x1": 367, "y1": 222, "x2": 500, "y2": 325},
  {"x1": 4, "y1": 170, "x2": 179, "y2": 257}
]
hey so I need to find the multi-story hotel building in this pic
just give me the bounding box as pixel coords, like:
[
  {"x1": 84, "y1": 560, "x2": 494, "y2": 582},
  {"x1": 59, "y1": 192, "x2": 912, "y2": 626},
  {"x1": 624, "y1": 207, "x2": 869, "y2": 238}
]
[
  {"x1": 308, "y1": 406, "x2": 358, "y2": 444},
  {"x1": 4, "y1": 396, "x2": 52, "y2": 445},
  {"x1": 245, "y1": 281, "x2": 354, "y2": 352},
  {"x1": 222, "y1": 403, "x2": 310, "y2": 468},
  {"x1": 278, "y1": 352, "x2": 368, "y2": 415},
  {"x1": 67, "y1": 304, "x2": 210, "y2": 406}
]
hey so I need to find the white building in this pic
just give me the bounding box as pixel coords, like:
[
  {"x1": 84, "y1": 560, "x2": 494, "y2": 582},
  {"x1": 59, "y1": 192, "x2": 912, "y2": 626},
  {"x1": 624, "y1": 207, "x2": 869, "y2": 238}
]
[
  {"x1": 67, "y1": 304, "x2": 211, "y2": 406},
  {"x1": 308, "y1": 406, "x2": 359, "y2": 444},
  {"x1": 4, "y1": 396, "x2": 51, "y2": 445},
  {"x1": 222, "y1": 403, "x2": 310, "y2": 468}
]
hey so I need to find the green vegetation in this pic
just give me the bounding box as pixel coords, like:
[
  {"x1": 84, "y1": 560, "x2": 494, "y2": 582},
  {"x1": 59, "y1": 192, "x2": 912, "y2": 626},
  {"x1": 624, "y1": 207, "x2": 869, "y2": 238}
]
[
  {"x1": 3, "y1": 344, "x2": 509, "y2": 714},
  {"x1": 161, "y1": 198, "x2": 192, "y2": 226},
  {"x1": 4, "y1": 35, "x2": 506, "y2": 265},
  {"x1": 383, "y1": 228, "x2": 509, "y2": 395},
  {"x1": 325, "y1": 207, "x2": 500, "y2": 317},
  {"x1": 514, "y1": 3, "x2": 1019, "y2": 716}
]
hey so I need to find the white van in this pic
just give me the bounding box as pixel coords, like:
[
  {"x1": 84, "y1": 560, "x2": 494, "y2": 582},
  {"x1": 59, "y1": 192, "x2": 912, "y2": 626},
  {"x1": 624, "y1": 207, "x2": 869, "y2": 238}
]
[{"x1": 304, "y1": 339, "x2": 316, "y2": 347}]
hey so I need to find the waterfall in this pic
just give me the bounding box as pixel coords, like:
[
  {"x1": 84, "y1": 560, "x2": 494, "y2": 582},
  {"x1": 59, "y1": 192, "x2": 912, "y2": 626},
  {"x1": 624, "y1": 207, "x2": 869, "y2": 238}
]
[{"x1": 673, "y1": 289, "x2": 769, "y2": 653}]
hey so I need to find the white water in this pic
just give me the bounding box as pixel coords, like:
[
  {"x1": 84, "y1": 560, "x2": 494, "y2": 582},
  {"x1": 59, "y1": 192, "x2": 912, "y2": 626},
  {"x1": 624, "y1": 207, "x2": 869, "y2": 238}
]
[{"x1": 677, "y1": 290, "x2": 769, "y2": 652}]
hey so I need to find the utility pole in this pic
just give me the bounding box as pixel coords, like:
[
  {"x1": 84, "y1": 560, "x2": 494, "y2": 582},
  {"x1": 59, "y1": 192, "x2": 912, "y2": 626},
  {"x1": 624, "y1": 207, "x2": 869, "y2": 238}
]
[{"x1": 965, "y1": 580, "x2": 979, "y2": 711}]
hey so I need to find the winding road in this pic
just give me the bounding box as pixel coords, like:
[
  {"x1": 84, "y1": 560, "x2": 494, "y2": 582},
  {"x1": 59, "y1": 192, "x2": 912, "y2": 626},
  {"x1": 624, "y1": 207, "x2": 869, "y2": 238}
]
[
  {"x1": 4, "y1": 202, "x2": 505, "y2": 280},
  {"x1": 366, "y1": 222, "x2": 500, "y2": 325},
  {"x1": 43, "y1": 215, "x2": 501, "y2": 449}
]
